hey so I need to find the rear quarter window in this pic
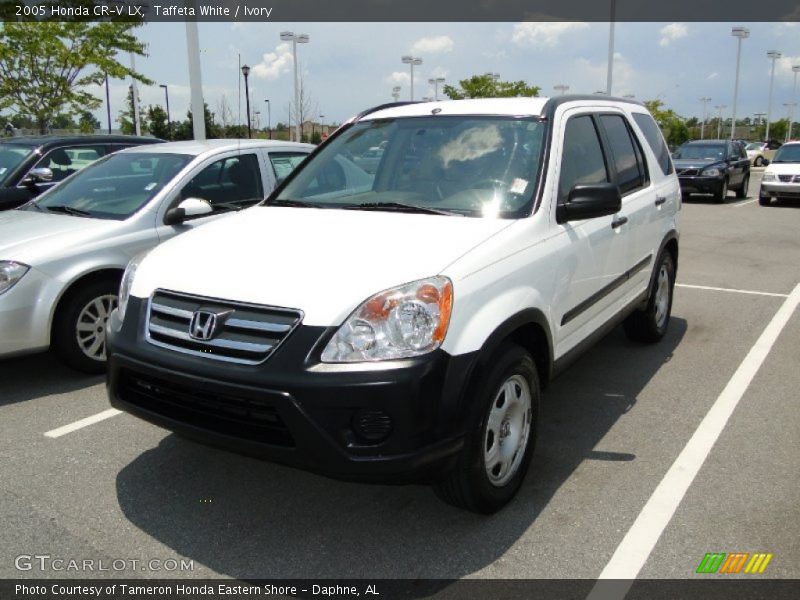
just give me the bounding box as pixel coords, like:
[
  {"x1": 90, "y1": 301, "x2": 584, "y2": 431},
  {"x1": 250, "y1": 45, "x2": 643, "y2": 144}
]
[{"x1": 632, "y1": 112, "x2": 674, "y2": 176}]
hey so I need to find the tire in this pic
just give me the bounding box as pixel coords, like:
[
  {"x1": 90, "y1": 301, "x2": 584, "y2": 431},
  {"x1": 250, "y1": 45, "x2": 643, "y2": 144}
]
[
  {"x1": 623, "y1": 251, "x2": 676, "y2": 343},
  {"x1": 713, "y1": 179, "x2": 728, "y2": 203},
  {"x1": 736, "y1": 175, "x2": 749, "y2": 199},
  {"x1": 52, "y1": 279, "x2": 119, "y2": 374},
  {"x1": 433, "y1": 344, "x2": 539, "y2": 514},
  {"x1": 754, "y1": 156, "x2": 764, "y2": 167},
  {"x1": 759, "y1": 195, "x2": 771, "y2": 206}
]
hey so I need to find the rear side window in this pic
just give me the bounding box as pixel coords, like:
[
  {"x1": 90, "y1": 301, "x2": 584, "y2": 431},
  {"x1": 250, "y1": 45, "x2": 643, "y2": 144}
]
[
  {"x1": 269, "y1": 152, "x2": 308, "y2": 181},
  {"x1": 600, "y1": 114, "x2": 647, "y2": 194},
  {"x1": 632, "y1": 112, "x2": 674, "y2": 176},
  {"x1": 558, "y1": 115, "x2": 609, "y2": 203}
]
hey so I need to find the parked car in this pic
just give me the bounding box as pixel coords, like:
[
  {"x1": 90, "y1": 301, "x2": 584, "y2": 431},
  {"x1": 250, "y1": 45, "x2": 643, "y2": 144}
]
[
  {"x1": 0, "y1": 135, "x2": 162, "y2": 211},
  {"x1": 106, "y1": 96, "x2": 681, "y2": 513},
  {"x1": 673, "y1": 139, "x2": 750, "y2": 202},
  {"x1": 758, "y1": 141, "x2": 800, "y2": 206},
  {"x1": 0, "y1": 139, "x2": 313, "y2": 372}
]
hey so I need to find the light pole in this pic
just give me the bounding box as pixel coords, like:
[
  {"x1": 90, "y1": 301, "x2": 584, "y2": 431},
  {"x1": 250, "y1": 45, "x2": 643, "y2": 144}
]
[
  {"x1": 264, "y1": 99, "x2": 271, "y2": 139},
  {"x1": 730, "y1": 26, "x2": 750, "y2": 140},
  {"x1": 104, "y1": 74, "x2": 112, "y2": 134},
  {"x1": 715, "y1": 105, "x2": 727, "y2": 138},
  {"x1": 319, "y1": 114, "x2": 324, "y2": 139},
  {"x1": 241, "y1": 64, "x2": 252, "y2": 138},
  {"x1": 785, "y1": 103, "x2": 799, "y2": 142},
  {"x1": 391, "y1": 86, "x2": 401, "y2": 102},
  {"x1": 606, "y1": 0, "x2": 616, "y2": 94},
  {"x1": 401, "y1": 55, "x2": 423, "y2": 101},
  {"x1": 766, "y1": 50, "x2": 781, "y2": 141},
  {"x1": 789, "y1": 65, "x2": 800, "y2": 141},
  {"x1": 699, "y1": 96, "x2": 711, "y2": 139},
  {"x1": 281, "y1": 31, "x2": 310, "y2": 142},
  {"x1": 159, "y1": 84, "x2": 171, "y2": 140},
  {"x1": 428, "y1": 77, "x2": 445, "y2": 100},
  {"x1": 554, "y1": 84, "x2": 570, "y2": 96}
]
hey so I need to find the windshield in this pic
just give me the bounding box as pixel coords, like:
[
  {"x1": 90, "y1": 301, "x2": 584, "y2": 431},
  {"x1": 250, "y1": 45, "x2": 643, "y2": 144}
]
[
  {"x1": 271, "y1": 116, "x2": 546, "y2": 218},
  {"x1": 27, "y1": 152, "x2": 192, "y2": 220},
  {"x1": 0, "y1": 144, "x2": 32, "y2": 185},
  {"x1": 772, "y1": 144, "x2": 800, "y2": 163},
  {"x1": 673, "y1": 143, "x2": 726, "y2": 161},
  {"x1": 745, "y1": 142, "x2": 764, "y2": 151}
]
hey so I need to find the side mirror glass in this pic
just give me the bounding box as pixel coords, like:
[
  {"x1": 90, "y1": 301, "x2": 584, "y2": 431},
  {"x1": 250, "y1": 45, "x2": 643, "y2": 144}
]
[
  {"x1": 557, "y1": 183, "x2": 622, "y2": 223},
  {"x1": 164, "y1": 197, "x2": 213, "y2": 225},
  {"x1": 26, "y1": 167, "x2": 53, "y2": 184}
]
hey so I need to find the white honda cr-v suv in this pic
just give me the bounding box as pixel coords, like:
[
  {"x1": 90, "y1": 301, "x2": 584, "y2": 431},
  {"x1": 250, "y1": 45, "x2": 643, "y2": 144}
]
[{"x1": 107, "y1": 96, "x2": 680, "y2": 513}]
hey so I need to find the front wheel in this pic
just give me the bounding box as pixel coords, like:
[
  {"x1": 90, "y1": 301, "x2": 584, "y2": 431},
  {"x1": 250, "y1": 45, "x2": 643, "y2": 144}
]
[
  {"x1": 433, "y1": 344, "x2": 539, "y2": 514},
  {"x1": 713, "y1": 179, "x2": 728, "y2": 203},
  {"x1": 52, "y1": 280, "x2": 119, "y2": 374},
  {"x1": 623, "y1": 251, "x2": 675, "y2": 343},
  {"x1": 736, "y1": 175, "x2": 749, "y2": 199}
]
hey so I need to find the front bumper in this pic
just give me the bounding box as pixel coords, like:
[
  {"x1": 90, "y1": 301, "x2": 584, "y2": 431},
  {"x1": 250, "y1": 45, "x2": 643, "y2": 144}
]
[
  {"x1": 678, "y1": 175, "x2": 725, "y2": 195},
  {"x1": 106, "y1": 297, "x2": 479, "y2": 484},
  {"x1": 0, "y1": 266, "x2": 58, "y2": 357},
  {"x1": 759, "y1": 182, "x2": 800, "y2": 200}
]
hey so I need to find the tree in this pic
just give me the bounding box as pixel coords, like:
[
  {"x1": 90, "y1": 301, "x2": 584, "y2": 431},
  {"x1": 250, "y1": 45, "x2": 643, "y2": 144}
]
[
  {"x1": 145, "y1": 105, "x2": 170, "y2": 140},
  {"x1": 286, "y1": 72, "x2": 317, "y2": 142},
  {"x1": 118, "y1": 86, "x2": 150, "y2": 135},
  {"x1": 443, "y1": 74, "x2": 540, "y2": 100},
  {"x1": 644, "y1": 99, "x2": 689, "y2": 146},
  {"x1": 78, "y1": 111, "x2": 100, "y2": 133},
  {"x1": 0, "y1": 21, "x2": 152, "y2": 133},
  {"x1": 173, "y1": 103, "x2": 222, "y2": 140}
]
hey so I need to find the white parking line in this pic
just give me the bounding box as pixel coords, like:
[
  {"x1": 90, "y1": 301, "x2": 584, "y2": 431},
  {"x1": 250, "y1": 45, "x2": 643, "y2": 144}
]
[
  {"x1": 732, "y1": 199, "x2": 758, "y2": 207},
  {"x1": 676, "y1": 283, "x2": 789, "y2": 298},
  {"x1": 589, "y1": 282, "x2": 800, "y2": 592},
  {"x1": 44, "y1": 409, "x2": 122, "y2": 439}
]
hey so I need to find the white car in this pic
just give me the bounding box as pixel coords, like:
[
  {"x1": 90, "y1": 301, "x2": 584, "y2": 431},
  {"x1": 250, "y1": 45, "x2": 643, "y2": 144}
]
[
  {"x1": 0, "y1": 139, "x2": 312, "y2": 372},
  {"x1": 107, "y1": 96, "x2": 680, "y2": 513},
  {"x1": 759, "y1": 142, "x2": 800, "y2": 206}
]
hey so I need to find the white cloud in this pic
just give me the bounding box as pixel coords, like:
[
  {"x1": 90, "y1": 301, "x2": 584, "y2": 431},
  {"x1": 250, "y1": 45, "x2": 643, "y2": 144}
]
[
  {"x1": 572, "y1": 53, "x2": 635, "y2": 95},
  {"x1": 776, "y1": 55, "x2": 800, "y2": 81},
  {"x1": 659, "y1": 23, "x2": 688, "y2": 47},
  {"x1": 410, "y1": 35, "x2": 454, "y2": 55},
  {"x1": 511, "y1": 22, "x2": 589, "y2": 48},
  {"x1": 385, "y1": 71, "x2": 411, "y2": 86},
  {"x1": 707, "y1": 72, "x2": 719, "y2": 80},
  {"x1": 251, "y1": 43, "x2": 294, "y2": 81}
]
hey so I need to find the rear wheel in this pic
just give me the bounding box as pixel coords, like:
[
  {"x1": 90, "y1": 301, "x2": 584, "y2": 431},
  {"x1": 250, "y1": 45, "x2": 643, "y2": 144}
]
[
  {"x1": 754, "y1": 156, "x2": 764, "y2": 167},
  {"x1": 52, "y1": 280, "x2": 119, "y2": 374},
  {"x1": 433, "y1": 344, "x2": 539, "y2": 514},
  {"x1": 736, "y1": 175, "x2": 749, "y2": 199},
  {"x1": 623, "y1": 251, "x2": 675, "y2": 343},
  {"x1": 713, "y1": 179, "x2": 728, "y2": 203}
]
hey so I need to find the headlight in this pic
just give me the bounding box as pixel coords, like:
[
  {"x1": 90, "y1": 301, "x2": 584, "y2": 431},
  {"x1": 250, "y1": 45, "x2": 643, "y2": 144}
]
[
  {"x1": 118, "y1": 251, "x2": 149, "y2": 322},
  {"x1": 761, "y1": 172, "x2": 776, "y2": 182},
  {"x1": 702, "y1": 168, "x2": 721, "y2": 177},
  {"x1": 321, "y1": 276, "x2": 453, "y2": 362},
  {"x1": 0, "y1": 261, "x2": 30, "y2": 295}
]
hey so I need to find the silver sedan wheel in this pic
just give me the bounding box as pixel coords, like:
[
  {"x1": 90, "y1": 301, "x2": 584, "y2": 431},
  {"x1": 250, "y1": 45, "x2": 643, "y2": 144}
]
[
  {"x1": 484, "y1": 374, "x2": 533, "y2": 487},
  {"x1": 75, "y1": 294, "x2": 118, "y2": 361},
  {"x1": 654, "y1": 264, "x2": 671, "y2": 329}
]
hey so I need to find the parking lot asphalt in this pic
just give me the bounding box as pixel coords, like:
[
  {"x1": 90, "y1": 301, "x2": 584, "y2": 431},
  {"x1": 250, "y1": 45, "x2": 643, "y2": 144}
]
[{"x1": 1, "y1": 168, "x2": 798, "y2": 581}]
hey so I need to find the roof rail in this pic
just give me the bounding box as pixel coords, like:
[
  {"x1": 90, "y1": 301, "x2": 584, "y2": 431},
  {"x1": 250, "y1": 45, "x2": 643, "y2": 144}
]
[{"x1": 353, "y1": 101, "x2": 422, "y2": 122}]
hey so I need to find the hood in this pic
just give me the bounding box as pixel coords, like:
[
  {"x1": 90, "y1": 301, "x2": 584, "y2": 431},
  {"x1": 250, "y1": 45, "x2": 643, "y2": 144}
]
[
  {"x1": 765, "y1": 162, "x2": 800, "y2": 176},
  {"x1": 673, "y1": 158, "x2": 724, "y2": 170},
  {"x1": 0, "y1": 209, "x2": 119, "y2": 265},
  {"x1": 131, "y1": 206, "x2": 515, "y2": 326}
]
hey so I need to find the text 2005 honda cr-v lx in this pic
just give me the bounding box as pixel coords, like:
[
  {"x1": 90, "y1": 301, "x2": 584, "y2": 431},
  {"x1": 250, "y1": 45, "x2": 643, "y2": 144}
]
[{"x1": 107, "y1": 96, "x2": 680, "y2": 513}]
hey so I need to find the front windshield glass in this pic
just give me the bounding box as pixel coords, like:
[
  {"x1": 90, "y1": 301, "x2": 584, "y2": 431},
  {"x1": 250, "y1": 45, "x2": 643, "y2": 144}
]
[
  {"x1": 772, "y1": 144, "x2": 800, "y2": 163},
  {"x1": 0, "y1": 144, "x2": 32, "y2": 185},
  {"x1": 745, "y1": 142, "x2": 764, "y2": 151},
  {"x1": 272, "y1": 116, "x2": 547, "y2": 218},
  {"x1": 27, "y1": 152, "x2": 192, "y2": 220},
  {"x1": 673, "y1": 143, "x2": 727, "y2": 161}
]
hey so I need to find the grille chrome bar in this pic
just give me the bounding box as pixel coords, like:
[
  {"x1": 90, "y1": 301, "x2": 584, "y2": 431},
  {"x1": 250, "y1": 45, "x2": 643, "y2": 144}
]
[{"x1": 148, "y1": 323, "x2": 275, "y2": 353}]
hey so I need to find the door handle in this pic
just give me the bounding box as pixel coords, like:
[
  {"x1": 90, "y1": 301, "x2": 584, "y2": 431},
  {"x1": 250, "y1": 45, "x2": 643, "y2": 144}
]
[
  {"x1": 655, "y1": 196, "x2": 667, "y2": 206},
  {"x1": 611, "y1": 215, "x2": 628, "y2": 228}
]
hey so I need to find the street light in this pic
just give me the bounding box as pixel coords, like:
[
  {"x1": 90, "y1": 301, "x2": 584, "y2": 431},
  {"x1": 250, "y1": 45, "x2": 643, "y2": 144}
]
[
  {"x1": 104, "y1": 75, "x2": 112, "y2": 134},
  {"x1": 241, "y1": 64, "x2": 252, "y2": 138},
  {"x1": 789, "y1": 65, "x2": 800, "y2": 141},
  {"x1": 784, "y1": 102, "x2": 799, "y2": 142},
  {"x1": 607, "y1": 0, "x2": 617, "y2": 94},
  {"x1": 554, "y1": 84, "x2": 570, "y2": 96},
  {"x1": 699, "y1": 96, "x2": 711, "y2": 139},
  {"x1": 428, "y1": 77, "x2": 445, "y2": 100},
  {"x1": 484, "y1": 72, "x2": 500, "y2": 81},
  {"x1": 766, "y1": 51, "x2": 782, "y2": 141},
  {"x1": 391, "y1": 86, "x2": 401, "y2": 102},
  {"x1": 401, "y1": 55, "x2": 423, "y2": 101},
  {"x1": 281, "y1": 31, "x2": 310, "y2": 142},
  {"x1": 730, "y1": 26, "x2": 750, "y2": 140},
  {"x1": 159, "y1": 84, "x2": 171, "y2": 140},
  {"x1": 264, "y1": 99, "x2": 271, "y2": 139},
  {"x1": 714, "y1": 105, "x2": 727, "y2": 138}
]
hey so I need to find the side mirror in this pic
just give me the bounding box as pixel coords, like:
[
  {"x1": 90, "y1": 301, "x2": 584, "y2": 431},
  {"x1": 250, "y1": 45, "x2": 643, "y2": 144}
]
[
  {"x1": 557, "y1": 183, "x2": 622, "y2": 223},
  {"x1": 25, "y1": 167, "x2": 53, "y2": 185},
  {"x1": 164, "y1": 197, "x2": 213, "y2": 225}
]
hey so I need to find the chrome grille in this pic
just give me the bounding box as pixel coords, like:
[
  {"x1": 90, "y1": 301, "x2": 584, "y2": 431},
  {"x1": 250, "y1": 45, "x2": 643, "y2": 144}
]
[
  {"x1": 778, "y1": 174, "x2": 795, "y2": 182},
  {"x1": 146, "y1": 290, "x2": 303, "y2": 364},
  {"x1": 677, "y1": 168, "x2": 699, "y2": 176}
]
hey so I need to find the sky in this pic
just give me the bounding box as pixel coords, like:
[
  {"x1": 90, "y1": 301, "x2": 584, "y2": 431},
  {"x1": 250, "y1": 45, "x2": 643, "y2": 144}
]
[{"x1": 93, "y1": 21, "x2": 800, "y2": 130}]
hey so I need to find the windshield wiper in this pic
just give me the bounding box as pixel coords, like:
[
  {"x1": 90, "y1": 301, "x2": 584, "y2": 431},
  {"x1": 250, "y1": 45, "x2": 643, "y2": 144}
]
[
  {"x1": 44, "y1": 205, "x2": 92, "y2": 217},
  {"x1": 340, "y1": 202, "x2": 460, "y2": 216},
  {"x1": 265, "y1": 198, "x2": 323, "y2": 208}
]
